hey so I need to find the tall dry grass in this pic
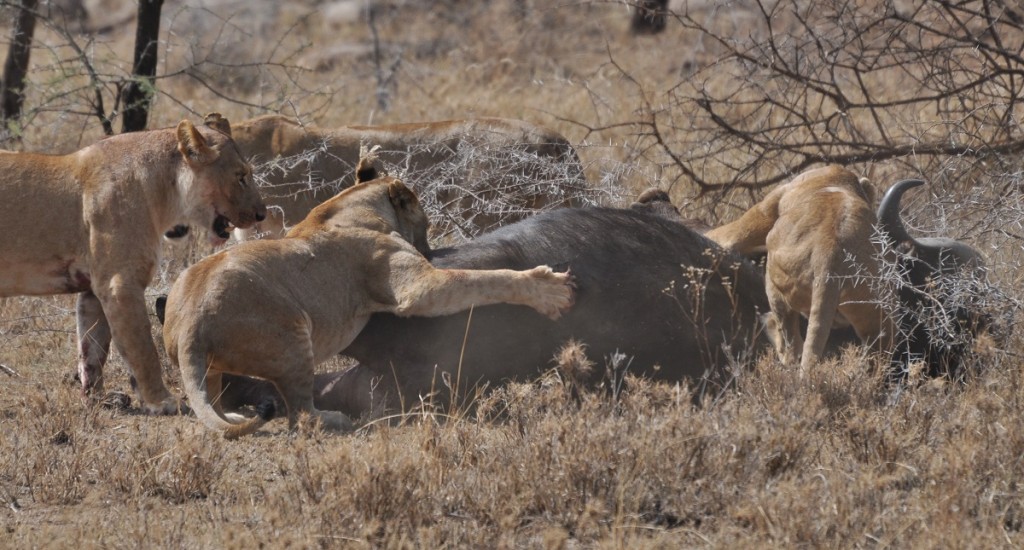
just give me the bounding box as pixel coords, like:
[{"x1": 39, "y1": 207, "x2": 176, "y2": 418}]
[
  {"x1": 3, "y1": 335, "x2": 1024, "y2": 546},
  {"x1": 2, "y1": 0, "x2": 1024, "y2": 546}
]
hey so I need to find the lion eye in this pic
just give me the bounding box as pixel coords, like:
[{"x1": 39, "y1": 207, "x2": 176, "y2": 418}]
[{"x1": 238, "y1": 173, "x2": 248, "y2": 188}]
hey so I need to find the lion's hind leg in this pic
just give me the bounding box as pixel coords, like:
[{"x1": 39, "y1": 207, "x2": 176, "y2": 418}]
[
  {"x1": 766, "y1": 309, "x2": 804, "y2": 368},
  {"x1": 277, "y1": 387, "x2": 354, "y2": 433},
  {"x1": 765, "y1": 276, "x2": 805, "y2": 368},
  {"x1": 801, "y1": 274, "x2": 843, "y2": 370},
  {"x1": 272, "y1": 365, "x2": 354, "y2": 434}
]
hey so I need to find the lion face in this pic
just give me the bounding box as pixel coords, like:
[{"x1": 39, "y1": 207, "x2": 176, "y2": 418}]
[
  {"x1": 387, "y1": 179, "x2": 430, "y2": 255},
  {"x1": 176, "y1": 117, "x2": 267, "y2": 246}
]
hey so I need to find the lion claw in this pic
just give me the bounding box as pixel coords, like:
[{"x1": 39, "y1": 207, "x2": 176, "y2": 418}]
[{"x1": 527, "y1": 265, "x2": 575, "y2": 320}]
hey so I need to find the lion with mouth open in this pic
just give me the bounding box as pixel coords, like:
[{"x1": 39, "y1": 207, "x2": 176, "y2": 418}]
[{"x1": 0, "y1": 114, "x2": 266, "y2": 414}]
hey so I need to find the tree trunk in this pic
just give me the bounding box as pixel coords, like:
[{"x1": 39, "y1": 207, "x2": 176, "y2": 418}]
[
  {"x1": 121, "y1": 0, "x2": 163, "y2": 133},
  {"x1": 631, "y1": 0, "x2": 668, "y2": 34},
  {"x1": 1, "y1": 0, "x2": 39, "y2": 123}
]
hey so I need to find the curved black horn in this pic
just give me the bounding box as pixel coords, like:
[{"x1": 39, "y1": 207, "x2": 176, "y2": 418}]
[{"x1": 877, "y1": 178, "x2": 925, "y2": 246}]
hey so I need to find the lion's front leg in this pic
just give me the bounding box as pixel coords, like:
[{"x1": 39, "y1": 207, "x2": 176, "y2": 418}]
[
  {"x1": 76, "y1": 291, "x2": 111, "y2": 399},
  {"x1": 94, "y1": 280, "x2": 180, "y2": 415},
  {"x1": 764, "y1": 309, "x2": 803, "y2": 367},
  {"x1": 388, "y1": 254, "x2": 574, "y2": 320}
]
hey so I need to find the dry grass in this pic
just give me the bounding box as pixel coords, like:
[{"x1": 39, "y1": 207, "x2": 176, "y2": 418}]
[
  {"x1": 3, "y1": 324, "x2": 1024, "y2": 546},
  {"x1": 3, "y1": 0, "x2": 1024, "y2": 546}
]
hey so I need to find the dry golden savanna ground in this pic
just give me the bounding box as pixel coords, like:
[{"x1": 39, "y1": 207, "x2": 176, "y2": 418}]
[{"x1": 2, "y1": 0, "x2": 1024, "y2": 546}]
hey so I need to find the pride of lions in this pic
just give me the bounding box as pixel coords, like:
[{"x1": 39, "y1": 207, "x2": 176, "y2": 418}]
[{"x1": 0, "y1": 112, "x2": 996, "y2": 437}]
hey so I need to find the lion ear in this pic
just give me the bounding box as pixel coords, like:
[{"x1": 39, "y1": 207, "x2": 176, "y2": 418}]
[
  {"x1": 177, "y1": 119, "x2": 220, "y2": 165},
  {"x1": 858, "y1": 176, "x2": 877, "y2": 205},
  {"x1": 355, "y1": 143, "x2": 383, "y2": 184},
  {"x1": 387, "y1": 179, "x2": 419, "y2": 212},
  {"x1": 203, "y1": 112, "x2": 232, "y2": 136}
]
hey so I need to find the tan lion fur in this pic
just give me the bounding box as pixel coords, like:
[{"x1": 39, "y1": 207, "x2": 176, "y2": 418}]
[
  {"x1": 0, "y1": 114, "x2": 266, "y2": 413},
  {"x1": 706, "y1": 165, "x2": 894, "y2": 370},
  {"x1": 162, "y1": 173, "x2": 575, "y2": 439},
  {"x1": 229, "y1": 114, "x2": 588, "y2": 240}
]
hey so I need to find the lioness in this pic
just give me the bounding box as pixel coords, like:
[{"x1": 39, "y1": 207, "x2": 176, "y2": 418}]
[
  {"x1": 230, "y1": 114, "x2": 592, "y2": 241},
  {"x1": 162, "y1": 173, "x2": 575, "y2": 438},
  {"x1": 0, "y1": 114, "x2": 266, "y2": 413},
  {"x1": 706, "y1": 165, "x2": 893, "y2": 369}
]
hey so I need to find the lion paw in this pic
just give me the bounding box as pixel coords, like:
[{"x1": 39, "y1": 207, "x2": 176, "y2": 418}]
[
  {"x1": 525, "y1": 265, "x2": 575, "y2": 320},
  {"x1": 321, "y1": 411, "x2": 355, "y2": 433},
  {"x1": 142, "y1": 396, "x2": 188, "y2": 416},
  {"x1": 299, "y1": 410, "x2": 355, "y2": 435}
]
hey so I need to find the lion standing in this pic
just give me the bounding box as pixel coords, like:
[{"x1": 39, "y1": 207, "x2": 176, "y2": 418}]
[
  {"x1": 0, "y1": 115, "x2": 266, "y2": 413},
  {"x1": 707, "y1": 165, "x2": 893, "y2": 370}
]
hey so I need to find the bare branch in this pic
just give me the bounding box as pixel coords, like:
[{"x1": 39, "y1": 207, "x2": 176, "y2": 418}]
[{"x1": 614, "y1": 0, "x2": 1024, "y2": 192}]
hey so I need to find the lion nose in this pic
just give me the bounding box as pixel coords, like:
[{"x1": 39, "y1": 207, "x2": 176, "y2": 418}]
[{"x1": 254, "y1": 205, "x2": 266, "y2": 222}]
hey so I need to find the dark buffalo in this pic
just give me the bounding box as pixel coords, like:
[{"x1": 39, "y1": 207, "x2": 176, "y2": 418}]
[
  {"x1": 338, "y1": 205, "x2": 769, "y2": 416},
  {"x1": 190, "y1": 204, "x2": 770, "y2": 418},
  {"x1": 877, "y1": 178, "x2": 992, "y2": 380}
]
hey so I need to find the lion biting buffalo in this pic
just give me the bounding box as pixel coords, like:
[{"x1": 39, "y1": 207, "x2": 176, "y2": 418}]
[
  {"x1": 707, "y1": 165, "x2": 993, "y2": 377},
  {"x1": 706, "y1": 165, "x2": 892, "y2": 370},
  {"x1": 161, "y1": 162, "x2": 575, "y2": 438}
]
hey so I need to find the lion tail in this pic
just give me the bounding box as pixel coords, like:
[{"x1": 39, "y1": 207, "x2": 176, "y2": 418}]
[
  {"x1": 705, "y1": 187, "x2": 783, "y2": 254},
  {"x1": 223, "y1": 399, "x2": 276, "y2": 440},
  {"x1": 179, "y1": 346, "x2": 275, "y2": 439}
]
